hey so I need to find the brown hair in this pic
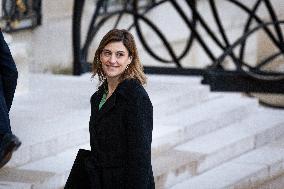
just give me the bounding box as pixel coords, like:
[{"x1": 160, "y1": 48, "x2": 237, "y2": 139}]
[{"x1": 92, "y1": 29, "x2": 147, "y2": 85}]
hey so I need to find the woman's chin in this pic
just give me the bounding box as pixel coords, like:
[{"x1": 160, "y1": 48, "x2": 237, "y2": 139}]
[{"x1": 105, "y1": 73, "x2": 122, "y2": 79}]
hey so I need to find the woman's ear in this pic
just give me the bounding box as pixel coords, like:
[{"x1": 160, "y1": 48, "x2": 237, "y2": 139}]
[
  {"x1": 99, "y1": 54, "x2": 103, "y2": 62},
  {"x1": 129, "y1": 56, "x2": 133, "y2": 63}
]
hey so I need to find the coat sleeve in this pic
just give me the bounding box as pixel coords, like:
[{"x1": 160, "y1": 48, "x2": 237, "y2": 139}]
[
  {"x1": 0, "y1": 31, "x2": 18, "y2": 112},
  {"x1": 125, "y1": 90, "x2": 153, "y2": 188}
]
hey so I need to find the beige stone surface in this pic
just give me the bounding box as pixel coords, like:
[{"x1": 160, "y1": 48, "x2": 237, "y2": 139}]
[
  {"x1": 254, "y1": 93, "x2": 284, "y2": 108},
  {"x1": 43, "y1": 0, "x2": 73, "y2": 20},
  {"x1": 0, "y1": 167, "x2": 54, "y2": 186},
  {"x1": 10, "y1": 42, "x2": 30, "y2": 94}
]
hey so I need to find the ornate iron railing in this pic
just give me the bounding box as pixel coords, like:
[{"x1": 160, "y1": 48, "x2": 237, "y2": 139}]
[{"x1": 72, "y1": 0, "x2": 284, "y2": 93}]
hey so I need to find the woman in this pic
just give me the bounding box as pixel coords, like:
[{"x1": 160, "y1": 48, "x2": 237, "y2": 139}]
[{"x1": 87, "y1": 29, "x2": 154, "y2": 189}]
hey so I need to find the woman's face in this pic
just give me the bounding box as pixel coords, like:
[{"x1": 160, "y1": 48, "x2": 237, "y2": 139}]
[{"x1": 100, "y1": 41, "x2": 132, "y2": 80}]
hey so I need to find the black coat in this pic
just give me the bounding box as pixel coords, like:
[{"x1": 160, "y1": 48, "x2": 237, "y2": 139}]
[
  {"x1": 88, "y1": 78, "x2": 155, "y2": 189},
  {"x1": 0, "y1": 31, "x2": 18, "y2": 112}
]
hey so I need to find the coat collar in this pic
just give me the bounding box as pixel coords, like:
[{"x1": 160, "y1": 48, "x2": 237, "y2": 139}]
[
  {"x1": 93, "y1": 78, "x2": 140, "y2": 121},
  {"x1": 96, "y1": 92, "x2": 116, "y2": 121}
]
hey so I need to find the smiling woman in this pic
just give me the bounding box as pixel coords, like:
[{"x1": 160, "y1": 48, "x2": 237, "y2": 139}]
[
  {"x1": 91, "y1": 29, "x2": 154, "y2": 188},
  {"x1": 92, "y1": 29, "x2": 146, "y2": 85},
  {"x1": 65, "y1": 29, "x2": 155, "y2": 189},
  {"x1": 100, "y1": 41, "x2": 132, "y2": 84}
]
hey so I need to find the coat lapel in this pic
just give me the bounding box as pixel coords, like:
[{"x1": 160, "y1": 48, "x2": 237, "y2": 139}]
[
  {"x1": 91, "y1": 89, "x2": 103, "y2": 120},
  {"x1": 93, "y1": 78, "x2": 138, "y2": 122},
  {"x1": 95, "y1": 93, "x2": 116, "y2": 121}
]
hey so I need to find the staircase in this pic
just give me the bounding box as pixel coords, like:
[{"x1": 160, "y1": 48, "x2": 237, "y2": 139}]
[{"x1": 0, "y1": 74, "x2": 284, "y2": 189}]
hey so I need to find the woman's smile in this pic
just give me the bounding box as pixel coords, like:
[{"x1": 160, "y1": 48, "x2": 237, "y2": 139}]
[
  {"x1": 106, "y1": 64, "x2": 119, "y2": 68},
  {"x1": 105, "y1": 64, "x2": 120, "y2": 73},
  {"x1": 100, "y1": 41, "x2": 132, "y2": 79}
]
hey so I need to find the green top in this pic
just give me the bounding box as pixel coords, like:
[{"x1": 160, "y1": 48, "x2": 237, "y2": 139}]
[{"x1": 99, "y1": 90, "x2": 108, "y2": 110}]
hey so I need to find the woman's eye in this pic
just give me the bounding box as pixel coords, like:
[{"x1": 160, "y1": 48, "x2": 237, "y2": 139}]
[
  {"x1": 103, "y1": 51, "x2": 111, "y2": 57},
  {"x1": 116, "y1": 53, "x2": 124, "y2": 58}
]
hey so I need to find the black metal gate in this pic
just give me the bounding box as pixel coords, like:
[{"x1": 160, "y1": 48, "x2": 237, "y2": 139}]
[{"x1": 72, "y1": 0, "x2": 284, "y2": 94}]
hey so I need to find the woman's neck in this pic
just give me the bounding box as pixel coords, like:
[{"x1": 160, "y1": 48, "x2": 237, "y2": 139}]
[{"x1": 106, "y1": 77, "x2": 119, "y2": 95}]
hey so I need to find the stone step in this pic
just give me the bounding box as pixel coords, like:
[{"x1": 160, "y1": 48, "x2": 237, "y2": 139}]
[
  {"x1": 146, "y1": 76, "x2": 214, "y2": 107},
  {"x1": 153, "y1": 88, "x2": 222, "y2": 119},
  {"x1": 8, "y1": 74, "x2": 94, "y2": 167},
  {"x1": 12, "y1": 91, "x2": 255, "y2": 168},
  {"x1": 256, "y1": 173, "x2": 284, "y2": 189},
  {"x1": 2, "y1": 105, "x2": 284, "y2": 189},
  {"x1": 0, "y1": 182, "x2": 32, "y2": 189},
  {"x1": 9, "y1": 93, "x2": 255, "y2": 168},
  {"x1": 0, "y1": 144, "x2": 90, "y2": 189},
  {"x1": 152, "y1": 94, "x2": 258, "y2": 157},
  {"x1": 153, "y1": 106, "x2": 284, "y2": 188},
  {"x1": 7, "y1": 74, "x2": 229, "y2": 167},
  {"x1": 146, "y1": 75, "x2": 223, "y2": 118},
  {"x1": 170, "y1": 137, "x2": 284, "y2": 189},
  {"x1": 0, "y1": 167, "x2": 54, "y2": 189},
  {"x1": 3, "y1": 73, "x2": 269, "y2": 188}
]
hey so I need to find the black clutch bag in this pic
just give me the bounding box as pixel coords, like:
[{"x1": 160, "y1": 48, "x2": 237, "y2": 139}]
[{"x1": 64, "y1": 149, "x2": 92, "y2": 189}]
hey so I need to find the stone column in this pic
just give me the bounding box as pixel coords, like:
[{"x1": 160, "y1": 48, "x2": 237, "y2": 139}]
[{"x1": 251, "y1": 30, "x2": 284, "y2": 108}]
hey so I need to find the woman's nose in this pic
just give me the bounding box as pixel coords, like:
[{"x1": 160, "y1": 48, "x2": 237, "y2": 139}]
[{"x1": 109, "y1": 54, "x2": 117, "y2": 63}]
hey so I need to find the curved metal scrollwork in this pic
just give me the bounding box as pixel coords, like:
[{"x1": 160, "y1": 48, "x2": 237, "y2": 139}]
[
  {"x1": 73, "y1": 0, "x2": 284, "y2": 93},
  {"x1": 72, "y1": 0, "x2": 197, "y2": 74}
]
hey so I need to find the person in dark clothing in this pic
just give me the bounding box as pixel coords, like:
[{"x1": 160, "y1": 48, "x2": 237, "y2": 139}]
[
  {"x1": 0, "y1": 30, "x2": 21, "y2": 168},
  {"x1": 88, "y1": 29, "x2": 155, "y2": 188}
]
